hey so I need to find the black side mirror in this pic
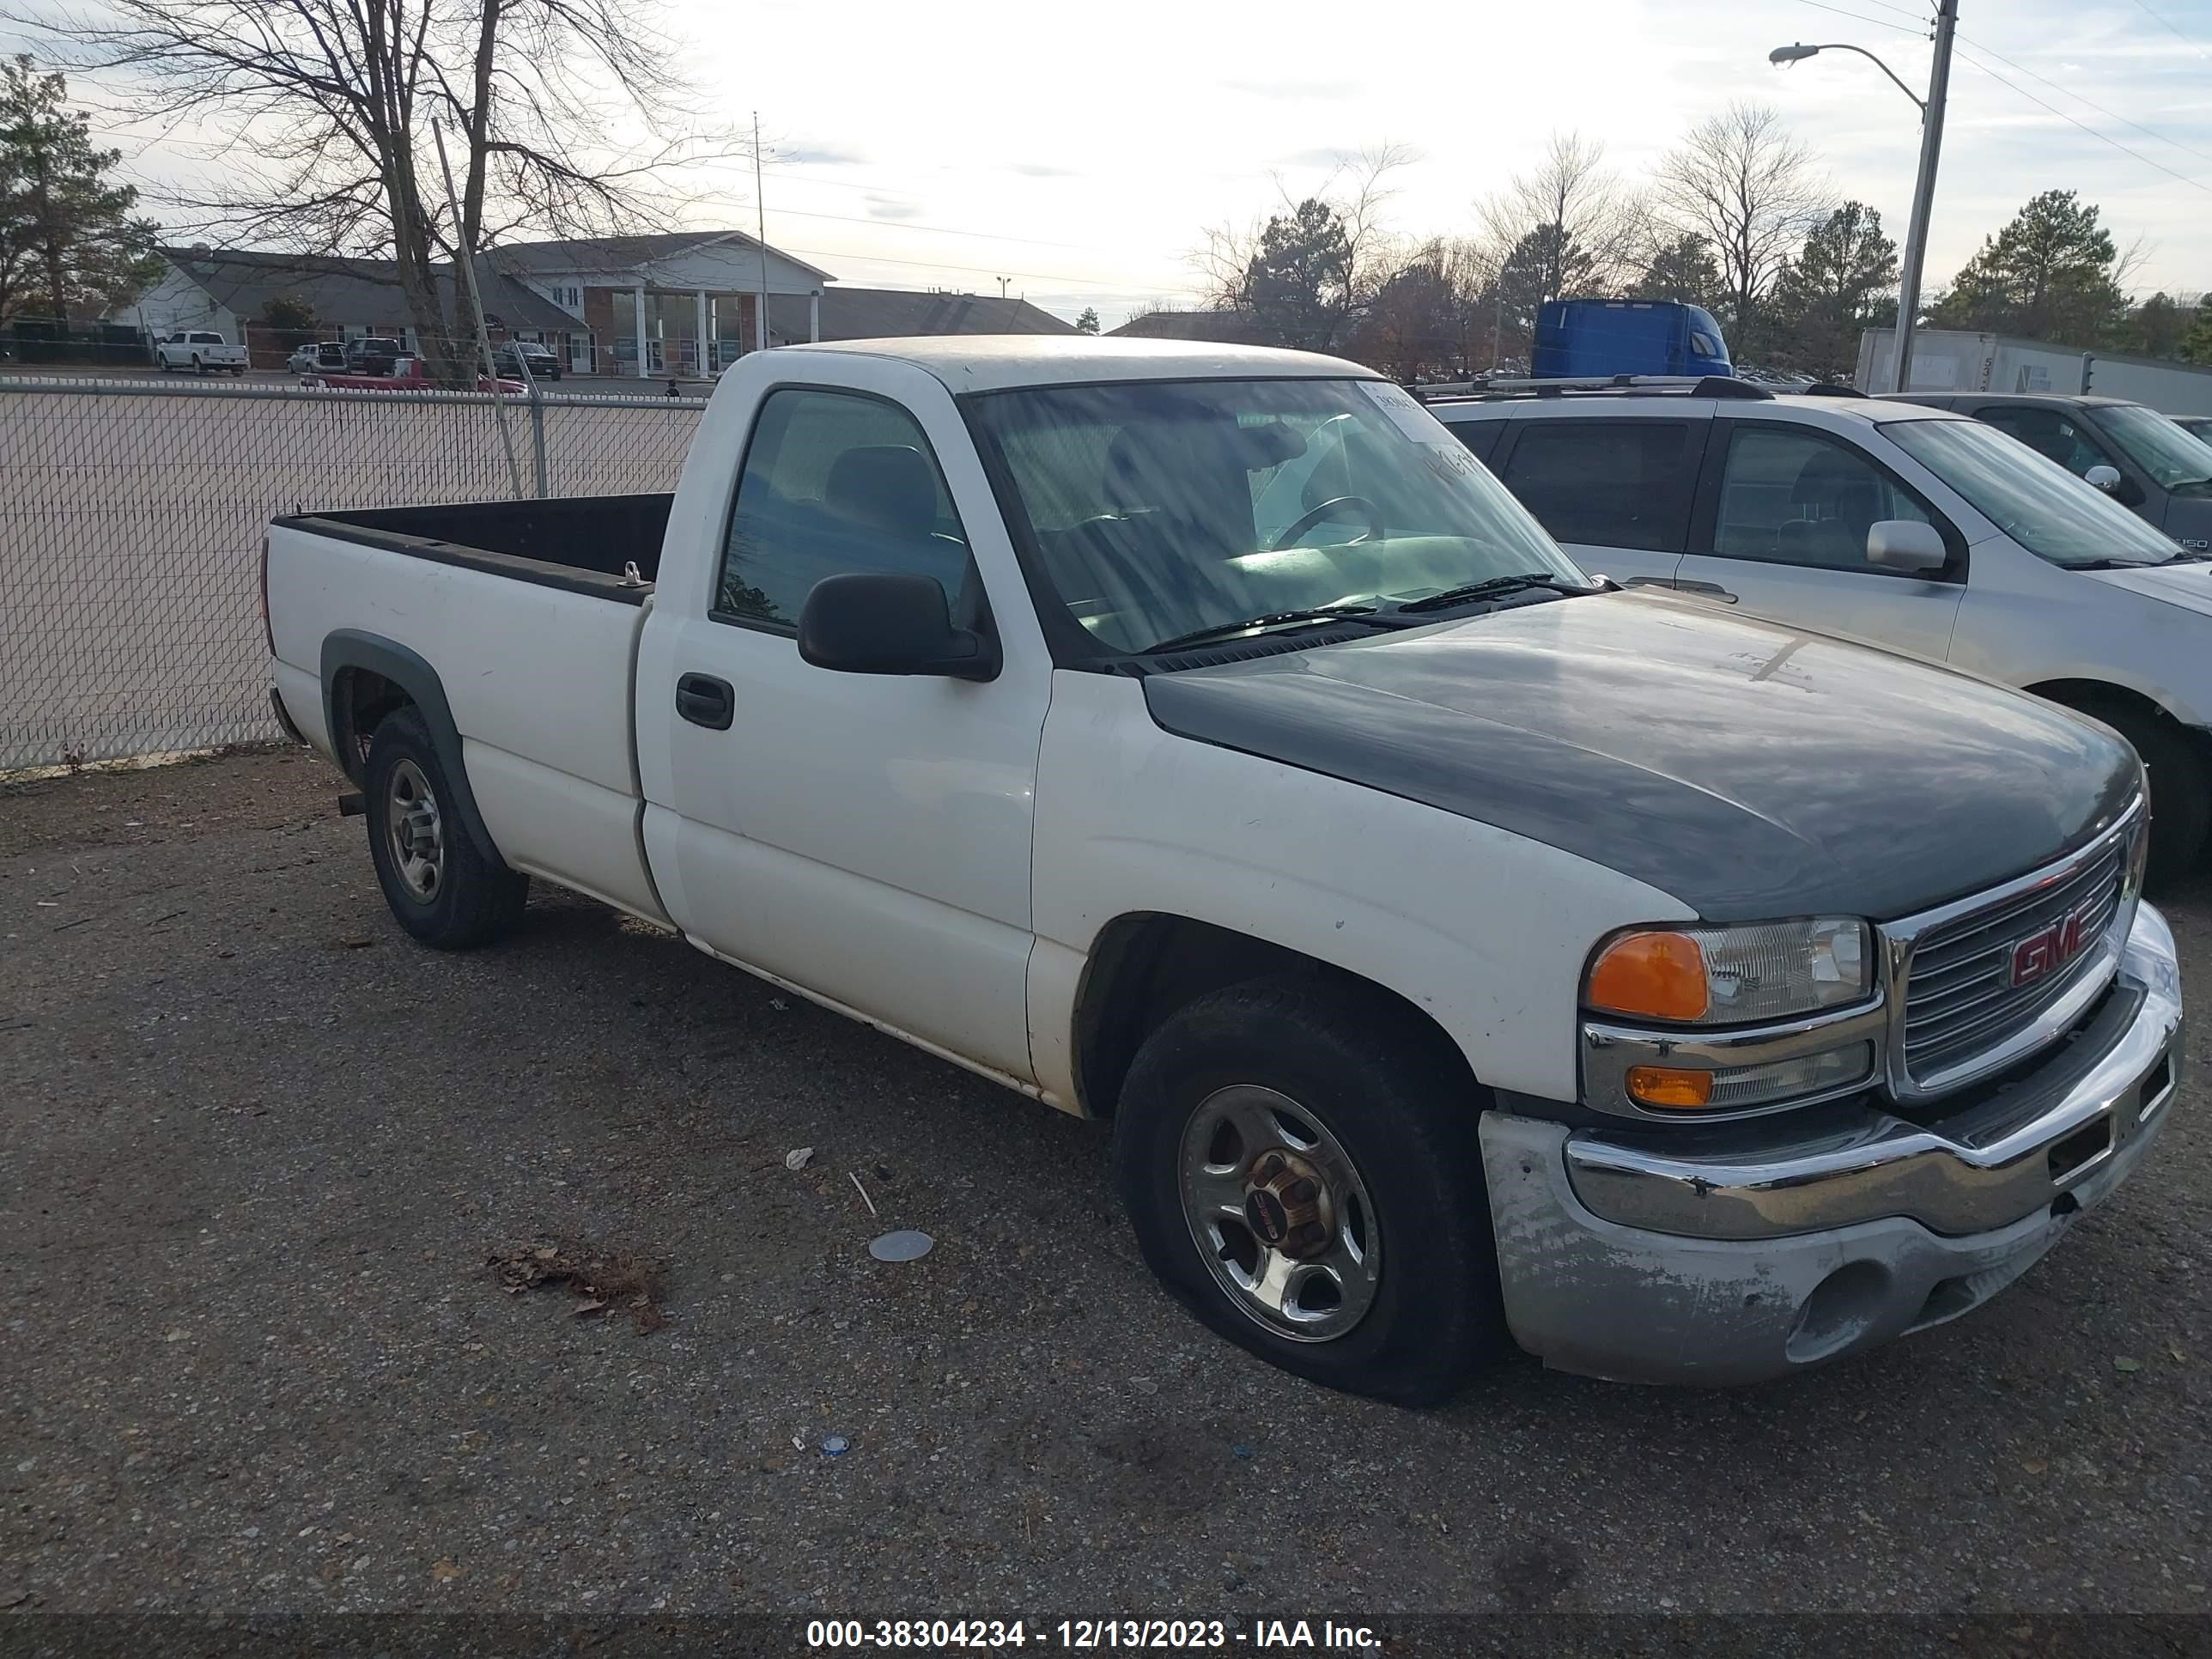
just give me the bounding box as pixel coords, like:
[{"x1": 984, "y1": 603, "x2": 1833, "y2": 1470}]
[{"x1": 797, "y1": 571, "x2": 999, "y2": 682}]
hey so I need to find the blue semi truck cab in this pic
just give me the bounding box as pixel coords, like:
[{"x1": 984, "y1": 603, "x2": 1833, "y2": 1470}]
[{"x1": 1533, "y1": 299, "x2": 1732, "y2": 379}]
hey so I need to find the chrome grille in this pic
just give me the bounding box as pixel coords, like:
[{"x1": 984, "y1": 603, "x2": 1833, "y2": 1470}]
[{"x1": 1898, "y1": 833, "x2": 2130, "y2": 1089}]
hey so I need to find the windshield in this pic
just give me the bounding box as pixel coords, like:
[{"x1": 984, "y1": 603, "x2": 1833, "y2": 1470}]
[
  {"x1": 2098, "y1": 403, "x2": 2212, "y2": 494},
  {"x1": 1884, "y1": 416, "x2": 2184, "y2": 567},
  {"x1": 967, "y1": 377, "x2": 1583, "y2": 654}
]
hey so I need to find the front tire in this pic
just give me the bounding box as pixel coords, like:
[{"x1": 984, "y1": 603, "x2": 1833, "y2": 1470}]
[
  {"x1": 1110, "y1": 976, "x2": 1505, "y2": 1405},
  {"x1": 363, "y1": 708, "x2": 528, "y2": 949}
]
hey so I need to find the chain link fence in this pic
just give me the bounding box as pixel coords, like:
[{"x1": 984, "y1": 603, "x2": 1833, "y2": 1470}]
[{"x1": 0, "y1": 375, "x2": 708, "y2": 772}]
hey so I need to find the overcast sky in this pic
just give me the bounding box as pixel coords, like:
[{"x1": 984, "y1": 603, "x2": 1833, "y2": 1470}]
[
  {"x1": 34, "y1": 0, "x2": 2212, "y2": 330},
  {"x1": 675, "y1": 0, "x2": 2212, "y2": 327}
]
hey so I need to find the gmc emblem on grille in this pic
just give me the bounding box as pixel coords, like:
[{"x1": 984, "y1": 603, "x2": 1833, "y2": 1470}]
[{"x1": 2008, "y1": 899, "x2": 2101, "y2": 988}]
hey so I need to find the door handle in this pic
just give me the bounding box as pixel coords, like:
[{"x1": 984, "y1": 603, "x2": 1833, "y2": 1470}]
[
  {"x1": 675, "y1": 672, "x2": 734, "y2": 730},
  {"x1": 1676, "y1": 580, "x2": 1739, "y2": 603}
]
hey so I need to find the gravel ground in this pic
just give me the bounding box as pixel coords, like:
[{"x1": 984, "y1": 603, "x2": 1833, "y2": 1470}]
[{"x1": 3, "y1": 749, "x2": 2207, "y2": 1643}]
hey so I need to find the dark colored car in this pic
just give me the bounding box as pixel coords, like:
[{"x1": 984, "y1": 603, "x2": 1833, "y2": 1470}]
[
  {"x1": 2175, "y1": 414, "x2": 2212, "y2": 445},
  {"x1": 345, "y1": 337, "x2": 403, "y2": 375},
  {"x1": 1899, "y1": 392, "x2": 2212, "y2": 553},
  {"x1": 492, "y1": 341, "x2": 562, "y2": 382}
]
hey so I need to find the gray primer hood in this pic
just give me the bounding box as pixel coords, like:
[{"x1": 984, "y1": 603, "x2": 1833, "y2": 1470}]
[{"x1": 1141, "y1": 592, "x2": 2141, "y2": 923}]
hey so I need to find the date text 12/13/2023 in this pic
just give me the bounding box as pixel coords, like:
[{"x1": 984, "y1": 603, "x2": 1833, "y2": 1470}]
[{"x1": 805, "y1": 1619, "x2": 1382, "y2": 1652}]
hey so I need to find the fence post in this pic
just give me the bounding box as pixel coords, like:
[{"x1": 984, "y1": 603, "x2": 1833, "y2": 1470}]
[{"x1": 530, "y1": 384, "x2": 550, "y2": 498}]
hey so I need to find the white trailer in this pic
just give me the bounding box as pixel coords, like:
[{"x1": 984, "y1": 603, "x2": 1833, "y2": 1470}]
[{"x1": 1858, "y1": 328, "x2": 2212, "y2": 416}]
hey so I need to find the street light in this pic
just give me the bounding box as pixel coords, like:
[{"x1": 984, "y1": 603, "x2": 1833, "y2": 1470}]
[{"x1": 1769, "y1": 0, "x2": 1958, "y2": 394}]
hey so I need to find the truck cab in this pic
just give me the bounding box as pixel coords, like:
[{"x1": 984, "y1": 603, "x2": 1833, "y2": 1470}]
[{"x1": 1533, "y1": 299, "x2": 1733, "y2": 380}]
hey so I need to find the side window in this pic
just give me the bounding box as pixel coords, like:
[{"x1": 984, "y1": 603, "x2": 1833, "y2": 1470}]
[
  {"x1": 1712, "y1": 428, "x2": 1933, "y2": 570},
  {"x1": 1975, "y1": 407, "x2": 2111, "y2": 478},
  {"x1": 1497, "y1": 420, "x2": 1698, "y2": 552},
  {"x1": 1439, "y1": 416, "x2": 1504, "y2": 467},
  {"x1": 717, "y1": 388, "x2": 972, "y2": 629}
]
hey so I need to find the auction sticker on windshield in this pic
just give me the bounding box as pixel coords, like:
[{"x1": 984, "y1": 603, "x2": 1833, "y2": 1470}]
[{"x1": 1357, "y1": 381, "x2": 1486, "y2": 484}]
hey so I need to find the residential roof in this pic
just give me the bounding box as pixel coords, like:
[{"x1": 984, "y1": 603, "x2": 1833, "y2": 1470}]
[
  {"x1": 152, "y1": 247, "x2": 575, "y2": 333},
  {"x1": 768, "y1": 336, "x2": 1373, "y2": 393},
  {"x1": 1105, "y1": 308, "x2": 1266, "y2": 344},
  {"x1": 764, "y1": 286, "x2": 1075, "y2": 345},
  {"x1": 493, "y1": 230, "x2": 834, "y2": 283}
]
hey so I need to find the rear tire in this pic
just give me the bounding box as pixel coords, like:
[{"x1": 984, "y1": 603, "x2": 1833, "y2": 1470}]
[
  {"x1": 1110, "y1": 975, "x2": 1505, "y2": 1405},
  {"x1": 363, "y1": 707, "x2": 528, "y2": 949},
  {"x1": 2096, "y1": 707, "x2": 2209, "y2": 885}
]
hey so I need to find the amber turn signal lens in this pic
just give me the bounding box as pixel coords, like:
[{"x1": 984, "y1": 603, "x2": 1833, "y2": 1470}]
[
  {"x1": 1587, "y1": 931, "x2": 1711, "y2": 1021},
  {"x1": 1626, "y1": 1066, "x2": 1716, "y2": 1109}
]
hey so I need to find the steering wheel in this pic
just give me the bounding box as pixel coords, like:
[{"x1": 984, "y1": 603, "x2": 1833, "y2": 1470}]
[{"x1": 1272, "y1": 495, "x2": 1382, "y2": 550}]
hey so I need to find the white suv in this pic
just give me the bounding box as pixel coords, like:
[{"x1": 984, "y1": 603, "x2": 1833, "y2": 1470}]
[{"x1": 1434, "y1": 384, "x2": 2212, "y2": 878}]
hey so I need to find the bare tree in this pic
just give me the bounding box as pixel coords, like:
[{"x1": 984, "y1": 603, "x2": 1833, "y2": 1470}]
[
  {"x1": 1650, "y1": 101, "x2": 1829, "y2": 333},
  {"x1": 18, "y1": 0, "x2": 738, "y2": 380},
  {"x1": 1474, "y1": 131, "x2": 1644, "y2": 306}
]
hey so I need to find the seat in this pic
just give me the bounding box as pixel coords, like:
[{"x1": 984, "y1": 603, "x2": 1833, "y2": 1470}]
[{"x1": 1775, "y1": 449, "x2": 1884, "y2": 566}]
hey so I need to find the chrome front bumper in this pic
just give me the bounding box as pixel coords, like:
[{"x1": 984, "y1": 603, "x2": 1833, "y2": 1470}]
[{"x1": 1480, "y1": 902, "x2": 2183, "y2": 1385}]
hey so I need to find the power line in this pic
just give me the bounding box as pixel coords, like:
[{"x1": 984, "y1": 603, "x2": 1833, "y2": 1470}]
[
  {"x1": 1959, "y1": 30, "x2": 2212, "y2": 167},
  {"x1": 1790, "y1": 0, "x2": 1929, "y2": 38},
  {"x1": 1952, "y1": 45, "x2": 2212, "y2": 196},
  {"x1": 2129, "y1": 0, "x2": 2210, "y2": 59},
  {"x1": 1855, "y1": 0, "x2": 1933, "y2": 21}
]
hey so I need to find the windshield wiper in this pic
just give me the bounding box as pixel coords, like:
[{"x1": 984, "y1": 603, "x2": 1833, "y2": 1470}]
[
  {"x1": 1141, "y1": 605, "x2": 1380, "y2": 654},
  {"x1": 1395, "y1": 572, "x2": 1591, "y2": 614}
]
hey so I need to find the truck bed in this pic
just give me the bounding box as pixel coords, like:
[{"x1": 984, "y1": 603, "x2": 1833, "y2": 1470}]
[
  {"x1": 276, "y1": 494, "x2": 673, "y2": 600},
  {"x1": 266, "y1": 492, "x2": 675, "y2": 927}
]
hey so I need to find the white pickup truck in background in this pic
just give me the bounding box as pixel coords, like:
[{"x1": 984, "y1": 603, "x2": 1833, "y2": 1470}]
[
  {"x1": 264, "y1": 338, "x2": 2182, "y2": 1401},
  {"x1": 154, "y1": 329, "x2": 249, "y2": 374}
]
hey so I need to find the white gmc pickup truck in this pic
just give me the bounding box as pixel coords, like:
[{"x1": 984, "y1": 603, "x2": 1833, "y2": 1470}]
[{"x1": 265, "y1": 338, "x2": 2184, "y2": 1401}]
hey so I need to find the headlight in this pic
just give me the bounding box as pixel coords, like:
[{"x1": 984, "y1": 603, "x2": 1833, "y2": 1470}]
[{"x1": 1585, "y1": 919, "x2": 1870, "y2": 1025}]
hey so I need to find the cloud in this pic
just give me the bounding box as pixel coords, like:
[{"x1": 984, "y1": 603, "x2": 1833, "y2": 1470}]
[
  {"x1": 776, "y1": 143, "x2": 868, "y2": 166},
  {"x1": 864, "y1": 193, "x2": 924, "y2": 220},
  {"x1": 1010, "y1": 162, "x2": 1080, "y2": 178}
]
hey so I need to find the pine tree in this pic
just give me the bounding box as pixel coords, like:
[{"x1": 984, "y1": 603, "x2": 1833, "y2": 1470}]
[
  {"x1": 1930, "y1": 190, "x2": 2128, "y2": 346},
  {"x1": 0, "y1": 55, "x2": 161, "y2": 324},
  {"x1": 1074, "y1": 307, "x2": 1099, "y2": 334},
  {"x1": 1759, "y1": 202, "x2": 1899, "y2": 376}
]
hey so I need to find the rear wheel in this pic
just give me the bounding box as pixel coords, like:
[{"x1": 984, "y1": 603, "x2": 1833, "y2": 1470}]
[
  {"x1": 2097, "y1": 706, "x2": 2209, "y2": 885},
  {"x1": 363, "y1": 708, "x2": 528, "y2": 949},
  {"x1": 1110, "y1": 976, "x2": 1505, "y2": 1404}
]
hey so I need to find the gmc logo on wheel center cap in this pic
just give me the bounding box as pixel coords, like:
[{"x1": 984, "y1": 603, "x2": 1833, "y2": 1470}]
[{"x1": 2008, "y1": 899, "x2": 2102, "y2": 988}]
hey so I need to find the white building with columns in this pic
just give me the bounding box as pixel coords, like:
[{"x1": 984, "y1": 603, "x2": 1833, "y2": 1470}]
[{"x1": 491, "y1": 231, "x2": 831, "y2": 378}]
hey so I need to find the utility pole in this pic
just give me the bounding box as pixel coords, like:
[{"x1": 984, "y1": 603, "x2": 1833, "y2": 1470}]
[
  {"x1": 753, "y1": 112, "x2": 770, "y2": 354},
  {"x1": 1889, "y1": 0, "x2": 1957, "y2": 395}
]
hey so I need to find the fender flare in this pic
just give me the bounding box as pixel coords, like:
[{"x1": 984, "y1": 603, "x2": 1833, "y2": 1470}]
[{"x1": 319, "y1": 629, "x2": 501, "y2": 862}]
